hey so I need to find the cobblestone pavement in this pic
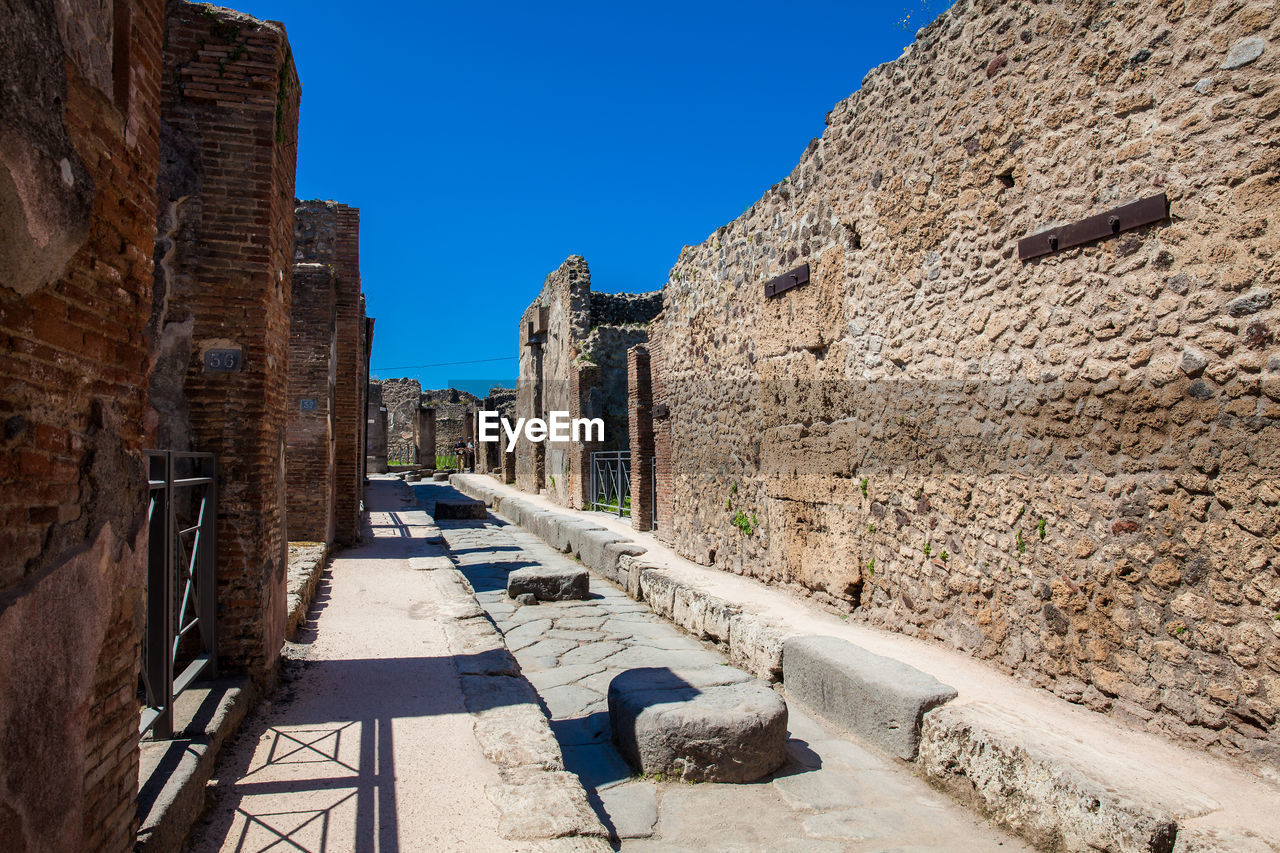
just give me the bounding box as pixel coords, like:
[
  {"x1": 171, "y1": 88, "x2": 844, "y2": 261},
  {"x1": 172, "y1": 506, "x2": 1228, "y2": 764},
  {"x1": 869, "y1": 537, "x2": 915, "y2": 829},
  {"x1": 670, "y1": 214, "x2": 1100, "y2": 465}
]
[{"x1": 423, "y1": 483, "x2": 1029, "y2": 852}]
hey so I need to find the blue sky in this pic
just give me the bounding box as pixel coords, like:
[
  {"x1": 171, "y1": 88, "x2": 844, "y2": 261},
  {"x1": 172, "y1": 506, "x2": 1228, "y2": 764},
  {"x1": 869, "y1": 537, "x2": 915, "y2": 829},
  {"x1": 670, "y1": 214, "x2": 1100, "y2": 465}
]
[{"x1": 232, "y1": 0, "x2": 951, "y2": 394}]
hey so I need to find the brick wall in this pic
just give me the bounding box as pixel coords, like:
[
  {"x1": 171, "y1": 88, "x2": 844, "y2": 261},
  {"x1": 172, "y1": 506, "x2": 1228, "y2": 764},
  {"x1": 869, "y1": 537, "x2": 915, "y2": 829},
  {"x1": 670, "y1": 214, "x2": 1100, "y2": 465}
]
[
  {"x1": 156, "y1": 1, "x2": 299, "y2": 675},
  {"x1": 295, "y1": 200, "x2": 365, "y2": 544},
  {"x1": 285, "y1": 263, "x2": 337, "y2": 543},
  {"x1": 627, "y1": 346, "x2": 655, "y2": 531},
  {"x1": 0, "y1": 1, "x2": 165, "y2": 850},
  {"x1": 649, "y1": 0, "x2": 1280, "y2": 763},
  {"x1": 365, "y1": 380, "x2": 387, "y2": 473},
  {"x1": 648, "y1": 326, "x2": 674, "y2": 545}
]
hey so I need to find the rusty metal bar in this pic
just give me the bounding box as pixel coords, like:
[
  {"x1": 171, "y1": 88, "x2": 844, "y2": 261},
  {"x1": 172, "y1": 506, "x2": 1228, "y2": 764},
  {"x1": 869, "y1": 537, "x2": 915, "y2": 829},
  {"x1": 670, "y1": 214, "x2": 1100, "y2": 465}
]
[
  {"x1": 764, "y1": 263, "x2": 810, "y2": 298},
  {"x1": 1018, "y1": 193, "x2": 1168, "y2": 261}
]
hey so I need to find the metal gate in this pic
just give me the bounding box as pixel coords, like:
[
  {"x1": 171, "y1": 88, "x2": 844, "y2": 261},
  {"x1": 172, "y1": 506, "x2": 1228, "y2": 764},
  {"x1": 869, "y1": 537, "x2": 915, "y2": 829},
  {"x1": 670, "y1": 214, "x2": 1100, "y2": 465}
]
[
  {"x1": 589, "y1": 450, "x2": 631, "y2": 517},
  {"x1": 140, "y1": 450, "x2": 218, "y2": 739}
]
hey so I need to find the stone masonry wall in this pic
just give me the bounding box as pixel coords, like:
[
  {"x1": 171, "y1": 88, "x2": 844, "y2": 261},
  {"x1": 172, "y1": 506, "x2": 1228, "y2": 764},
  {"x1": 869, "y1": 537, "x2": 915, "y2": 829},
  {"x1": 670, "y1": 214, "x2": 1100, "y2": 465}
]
[
  {"x1": 295, "y1": 200, "x2": 364, "y2": 545},
  {"x1": 156, "y1": 1, "x2": 299, "y2": 675},
  {"x1": 285, "y1": 263, "x2": 336, "y2": 544},
  {"x1": 651, "y1": 0, "x2": 1280, "y2": 766},
  {"x1": 0, "y1": 1, "x2": 164, "y2": 849},
  {"x1": 381, "y1": 377, "x2": 422, "y2": 462},
  {"x1": 513, "y1": 257, "x2": 651, "y2": 506},
  {"x1": 424, "y1": 387, "x2": 479, "y2": 460},
  {"x1": 589, "y1": 290, "x2": 663, "y2": 327}
]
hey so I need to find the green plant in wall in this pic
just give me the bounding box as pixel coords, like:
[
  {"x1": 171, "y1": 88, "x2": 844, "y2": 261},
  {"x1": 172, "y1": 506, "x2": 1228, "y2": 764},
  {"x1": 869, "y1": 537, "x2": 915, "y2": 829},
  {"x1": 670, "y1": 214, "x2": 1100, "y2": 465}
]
[
  {"x1": 731, "y1": 509, "x2": 757, "y2": 535},
  {"x1": 939, "y1": 550, "x2": 949, "y2": 563},
  {"x1": 922, "y1": 542, "x2": 932, "y2": 557},
  {"x1": 1016, "y1": 529, "x2": 1027, "y2": 555},
  {"x1": 1037, "y1": 517, "x2": 1047, "y2": 541},
  {"x1": 860, "y1": 478, "x2": 869, "y2": 497},
  {"x1": 867, "y1": 558, "x2": 875, "y2": 576},
  {"x1": 867, "y1": 523, "x2": 876, "y2": 534}
]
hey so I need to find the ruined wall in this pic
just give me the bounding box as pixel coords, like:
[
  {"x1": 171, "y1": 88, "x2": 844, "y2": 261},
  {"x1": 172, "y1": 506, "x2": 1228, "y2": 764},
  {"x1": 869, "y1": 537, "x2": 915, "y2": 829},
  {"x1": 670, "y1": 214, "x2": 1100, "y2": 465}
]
[
  {"x1": 0, "y1": 1, "x2": 165, "y2": 849},
  {"x1": 381, "y1": 377, "x2": 422, "y2": 462},
  {"x1": 424, "y1": 387, "x2": 479, "y2": 460},
  {"x1": 365, "y1": 380, "x2": 387, "y2": 473},
  {"x1": 155, "y1": 1, "x2": 299, "y2": 675},
  {"x1": 295, "y1": 200, "x2": 364, "y2": 544},
  {"x1": 285, "y1": 263, "x2": 336, "y2": 544},
  {"x1": 513, "y1": 257, "x2": 654, "y2": 506},
  {"x1": 651, "y1": 0, "x2": 1280, "y2": 766}
]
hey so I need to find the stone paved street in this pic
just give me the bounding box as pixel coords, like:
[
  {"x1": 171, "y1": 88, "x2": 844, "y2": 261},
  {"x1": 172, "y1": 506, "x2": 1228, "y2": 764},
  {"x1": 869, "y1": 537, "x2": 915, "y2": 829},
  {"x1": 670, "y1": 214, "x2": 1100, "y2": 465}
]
[{"x1": 420, "y1": 482, "x2": 1029, "y2": 852}]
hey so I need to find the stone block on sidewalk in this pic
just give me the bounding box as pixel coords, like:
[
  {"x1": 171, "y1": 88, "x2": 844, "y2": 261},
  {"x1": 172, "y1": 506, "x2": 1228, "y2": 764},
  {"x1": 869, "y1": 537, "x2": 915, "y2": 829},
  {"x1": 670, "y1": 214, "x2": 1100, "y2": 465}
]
[
  {"x1": 608, "y1": 666, "x2": 788, "y2": 783},
  {"x1": 782, "y1": 635, "x2": 956, "y2": 760},
  {"x1": 508, "y1": 565, "x2": 590, "y2": 601},
  {"x1": 434, "y1": 498, "x2": 487, "y2": 519}
]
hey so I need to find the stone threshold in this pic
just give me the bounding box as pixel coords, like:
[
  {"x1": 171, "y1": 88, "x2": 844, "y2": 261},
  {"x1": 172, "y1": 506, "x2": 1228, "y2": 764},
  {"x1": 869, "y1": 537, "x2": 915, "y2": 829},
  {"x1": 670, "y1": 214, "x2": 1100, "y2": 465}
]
[
  {"x1": 136, "y1": 677, "x2": 256, "y2": 853},
  {"x1": 450, "y1": 473, "x2": 1280, "y2": 853}
]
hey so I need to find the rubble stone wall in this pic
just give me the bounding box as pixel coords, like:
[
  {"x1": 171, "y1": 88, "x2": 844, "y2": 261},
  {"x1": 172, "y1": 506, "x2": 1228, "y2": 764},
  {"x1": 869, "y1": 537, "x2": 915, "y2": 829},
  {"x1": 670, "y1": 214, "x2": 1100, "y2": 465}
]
[
  {"x1": 651, "y1": 0, "x2": 1280, "y2": 766},
  {"x1": 381, "y1": 377, "x2": 422, "y2": 463},
  {"x1": 514, "y1": 257, "x2": 651, "y2": 506},
  {"x1": 0, "y1": 1, "x2": 164, "y2": 849}
]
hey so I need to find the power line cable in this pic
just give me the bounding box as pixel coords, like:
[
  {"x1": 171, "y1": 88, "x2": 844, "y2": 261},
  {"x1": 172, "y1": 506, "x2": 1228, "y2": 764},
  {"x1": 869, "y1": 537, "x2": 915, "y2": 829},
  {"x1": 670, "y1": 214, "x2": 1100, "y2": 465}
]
[{"x1": 370, "y1": 356, "x2": 516, "y2": 371}]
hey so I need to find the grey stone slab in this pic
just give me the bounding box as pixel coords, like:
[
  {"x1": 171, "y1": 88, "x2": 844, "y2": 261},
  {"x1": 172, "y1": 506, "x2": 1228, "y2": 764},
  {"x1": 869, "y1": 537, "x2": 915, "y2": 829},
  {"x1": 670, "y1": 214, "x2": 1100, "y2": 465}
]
[
  {"x1": 560, "y1": 641, "x2": 627, "y2": 667},
  {"x1": 504, "y1": 619, "x2": 554, "y2": 651},
  {"x1": 555, "y1": 615, "x2": 606, "y2": 631},
  {"x1": 596, "y1": 780, "x2": 658, "y2": 839},
  {"x1": 487, "y1": 767, "x2": 609, "y2": 841},
  {"x1": 783, "y1": 635, "x2": 956, "y2": 760},
  {"x1": 543, "y1": 683, "x2": 607, "y2": 719},
  {"x1": 548, "y1": 629, "x2": 607, "y2": 643},
  {"x1": 598, "y1": 646, "x2": 723, "y2": 672},
  {"x1": 508, "y1": 564, "x2": 589, "y2": 601},
  {"x1": 561, "y1": 742, "x2": 635, "y2": 790},
  {"x1": 1221, "y1": 36, "x2": 1265, "y2": 69},
  {"x1": 526, "y1": 664, "x2": 605, "y2": 692},
  {"x1": 608, "y1": 666, "x2": 789, "y2": 783},
  {"x1": 516, "y1": 638, "x2": 579, "y2": 663},
  {"x1": 773, "y1": 768, "x2": 865, "y2": 811}
]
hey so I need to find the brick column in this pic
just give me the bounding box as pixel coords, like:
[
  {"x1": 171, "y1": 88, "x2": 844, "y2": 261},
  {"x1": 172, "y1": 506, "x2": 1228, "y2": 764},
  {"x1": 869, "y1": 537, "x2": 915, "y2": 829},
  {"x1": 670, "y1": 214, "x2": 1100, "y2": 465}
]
[
  {"x1": 159, "y1": 4, "x2": 300, "y2": 675},
  {"x1": 285, "y1": 264, "x2": 337, "y2": 544},
  {"x1": 333, "y1": 207, "x2": 363, "y2": 543},
  {"x1": 628, "y1": 346, "x2": 655, "y2": 531},
  {"x1": 649, "y1": 328, "x2": 674, "y2": 544}
]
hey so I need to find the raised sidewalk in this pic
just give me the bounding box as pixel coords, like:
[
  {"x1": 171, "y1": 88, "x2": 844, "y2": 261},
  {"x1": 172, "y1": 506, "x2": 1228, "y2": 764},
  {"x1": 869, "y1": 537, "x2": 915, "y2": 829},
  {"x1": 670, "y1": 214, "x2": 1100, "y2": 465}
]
[{"x1": 451, "y1": 473, "x2": 1280, "y2": 853}]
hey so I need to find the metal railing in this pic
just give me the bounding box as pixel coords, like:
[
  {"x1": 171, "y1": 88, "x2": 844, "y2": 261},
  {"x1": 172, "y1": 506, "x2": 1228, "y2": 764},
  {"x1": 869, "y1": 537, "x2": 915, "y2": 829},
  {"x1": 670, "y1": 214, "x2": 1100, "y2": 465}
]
[
  {"x1": 589, "y1": 450, "x2": 631, "y2": 517},
  {"x1": 140, "y1": 450, "x2": 218, "y2": 739}
]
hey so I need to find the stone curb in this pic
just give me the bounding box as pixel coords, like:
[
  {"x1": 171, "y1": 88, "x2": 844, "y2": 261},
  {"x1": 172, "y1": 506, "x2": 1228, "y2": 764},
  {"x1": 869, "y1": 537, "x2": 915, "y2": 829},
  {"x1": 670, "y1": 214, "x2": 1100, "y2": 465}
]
[
  {"x1": 783, "y1": 634, "x2": 957, "y2": 760},
  {"x1": 448, "y1": 475, "x2": 1276, "y2": 853},
  {"x1": 416, "y1": 539, "x2": 610, "y2": 848},
  {"x1": 285, "y1": 543, "x2": 328, "y2": 641}
]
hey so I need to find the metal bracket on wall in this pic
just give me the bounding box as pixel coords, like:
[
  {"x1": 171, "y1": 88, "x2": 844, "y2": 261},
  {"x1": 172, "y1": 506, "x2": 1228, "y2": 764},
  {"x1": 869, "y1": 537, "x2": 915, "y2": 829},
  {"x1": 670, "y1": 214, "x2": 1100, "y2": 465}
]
[
  {"x1": 764, "y1": 263, "x2": 811, "y2": 298},
  {"x1": 1018, "y1": 193, "x2": 1169, "y2": 261}
]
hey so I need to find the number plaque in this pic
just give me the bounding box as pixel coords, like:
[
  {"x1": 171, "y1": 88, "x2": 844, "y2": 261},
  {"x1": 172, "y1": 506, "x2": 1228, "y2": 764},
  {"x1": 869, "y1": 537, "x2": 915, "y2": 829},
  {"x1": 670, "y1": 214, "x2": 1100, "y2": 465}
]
[{"x1": 203, "y1": 348, "x2": 242, "y2": 373}]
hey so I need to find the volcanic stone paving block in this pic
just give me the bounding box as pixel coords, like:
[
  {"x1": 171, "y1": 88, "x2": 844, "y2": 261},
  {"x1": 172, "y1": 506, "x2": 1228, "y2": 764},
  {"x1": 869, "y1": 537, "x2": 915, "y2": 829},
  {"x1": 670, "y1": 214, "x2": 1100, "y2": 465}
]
[
  {"x1": 433, "y1": 497, "x2": 488, "y2": 519},
  {"x1": 608, "y1": 666, "x2": 789, "y2": 783},
  {"x1": 507, "y1": 565, "x2": 590, "y2": 602},
  {"x1": 783, "y1": 634, "x2": 958, "y2": 760},
  {"x1": 423, "y1": 483, "x2": 1027, "y2": 849}
]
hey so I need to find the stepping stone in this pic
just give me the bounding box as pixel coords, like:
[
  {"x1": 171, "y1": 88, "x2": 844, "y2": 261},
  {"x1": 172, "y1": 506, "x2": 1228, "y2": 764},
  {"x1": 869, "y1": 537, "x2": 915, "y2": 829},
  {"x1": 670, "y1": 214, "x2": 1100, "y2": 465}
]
[
  {"x1": 608, "y1": 666, "x2": 788, "y2": 783},
  {"x1": 434, "y1": 498, "x2": 487, "y2": 519},
  {"x1": 507, "y1": 565, "x2": 589, "y2": 601},
  {"x1": 432, "y1": 471, "x2": 450, "y2": 481}
]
